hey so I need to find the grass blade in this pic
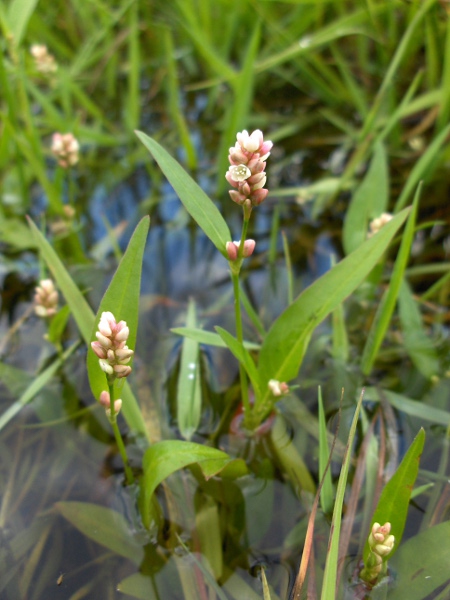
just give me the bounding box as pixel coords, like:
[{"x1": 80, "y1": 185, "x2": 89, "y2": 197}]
[{"x1": 320, "y1": 389, "x2": 364, "y2": 600}]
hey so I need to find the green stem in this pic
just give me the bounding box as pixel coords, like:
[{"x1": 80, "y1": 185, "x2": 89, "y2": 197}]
[
  {"x1": 230, "y1": 217, "x2": 252, "y2": 423},
  {"x1": 107, "y1": 382, "x2": 135, "y2": 485}
]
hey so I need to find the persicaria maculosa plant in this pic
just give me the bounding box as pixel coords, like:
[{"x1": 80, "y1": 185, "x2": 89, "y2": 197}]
[
  {"x1": 224, "y1": 130, "x2": 280, "y2": 427},
  {"x1": 91, "y1": 311, "x2": 135, "y2": 484}
]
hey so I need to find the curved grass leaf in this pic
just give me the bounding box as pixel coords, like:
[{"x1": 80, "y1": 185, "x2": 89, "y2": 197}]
[
  {"x1": 171, "y1": 327, "x2": 260, "y2": 350},
  {"x1": 388, "y1": 521, "x2": 450, "y2": 600},
  {"x1": 56, "y1": 501, "x2": 144, "y2": 565},
  {"x1": 136, "y1": 132, "x2": 231, "y2": 255},
  {"x1": 215, "y1": 326, "x2": 261, "y2": 399},
  {"x1": 363, "y1": 428, "x2": 425, "y2": 564},
  {"x1": 360, "y1": 189, "x2": 419, "y2": 375},
  {"x1": 27, "y1": 216, "x2": 148, "y2": 437},
  {"x1": 366, "y1": 388, "x2": 450, "y2": 426},
  {"x1": 257, "y1": 208, "x2": 410, "y2": 397},
  {"x1": 321, "y1": 390, "x2": 364, "y2": 600},
  {"x1": 140, "y1": 440, "x2": 247, "y2": 529},
  {"x1": 343, "y1": 142, "x2": 388, "y2": 255}
]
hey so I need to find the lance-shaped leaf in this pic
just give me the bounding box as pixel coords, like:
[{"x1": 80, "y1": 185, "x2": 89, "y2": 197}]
[
  {"x1": 136, "y1": 132, "x2": 231, "y2": 255},
  {"x1": 87, "y1": 217, "x2": 150, "y2": 407},
  {"x1": 257, "y1": 208, "x2": 410, "y2": 396},
  {"x1": 363, "y1": 428, "x2": 425, "y2": 564},
  {"x1": 27, "y1": 216, "x2": 148, "y2": 437}
]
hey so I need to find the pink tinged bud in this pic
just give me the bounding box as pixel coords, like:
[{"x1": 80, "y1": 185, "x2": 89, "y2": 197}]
[
  {"x1": 105, "y1": 399, "x2": 122, "y2": 417},
  {"x1": 229, "y1": 190, "x2": 247, "y2": 205},
  {"x1": 268, "y1": 379, "x2": 289, "y2": 396},
  {"x1": 91, "y1": 341, "x2": 107, "y2": 359},
  {"x1": 115, "y1": 325, "x2": 130, "y2": 343},
  {"x1": 229, "y1": 149, "x2": 248, "y2": 164},
  {"x1": 99, "y1": 359, "x2": 114, "y2": 375},
  {"x1": 115, "y1": 347, "x2": 134, "y2": 362},
  {"x1": 99, "y1": 390, "x2": 111, "y2": 408},
  {"x1": 114, "y1": 364, "x2": 132, "y2": 378},
  {"x1": 226, "y1": 242, "x2": 239, "y2": 261},
  {"x1": 242, "y1": 239, "x2": 255, "y2": 257},
  {"x1": 98, "y1": 312, "x2": 113, "y2": 336},
  {"x1": 250, "y1": 188, "x2": 269, "y2": 206},
  {"x1": 248, "y1": 172, "x2": 266, "y2": 188},
  {"x1": 96, "y1": 332, "x2": 113, "y2": 348},
  {"x1": 247, "y1": 158, "x2": 266, "y2": 173}
]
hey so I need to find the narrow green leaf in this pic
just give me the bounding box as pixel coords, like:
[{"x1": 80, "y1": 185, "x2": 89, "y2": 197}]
[
  {"x1": 0, "y1": 342, "x2": 79, "y2": 432},
  {"x1": 27, "y1": 217, "x2": 148, "y2": 437},
  {"x1": 389, "y1": 522, "x2": 450, "y2": 600},
  {"x1": 366, "y1": 388, "x2": 450, "y2": 427},
  {"x1": 343, "y1": 142, "x2": 389, "y2": 255},
  {"x1": 318, "y1": 388, "x2": 334, "y2": 514},
  {"x1": 56, "y1": 501, "x2": 144, "y2": 565},
  {"x1": 258, "y1": 208, "x2": 409, "y2": 396},
  {"x1": 6, "y1": 0, "x2": 39, "y2": 43},
  {"x1": 398, "y1": 280, "x2": 440, "y2": 379},
  {"x1": 215, "y1": 326, "x2": 261, "y2": 399},
  {"x1": 363, "y1": 428, "x2": 425, "y2": 564},
  {"x1": 171, "y1": 327, "x2": 260, "y2": 350},
  {"x1": 136, "y1": 132, "x2": 231, "y2": 255},
  {"x1": 321, "y1": 390, "x2": 364, "y2": 600},
  {"x1": 361, "y1": 191, "x2": 419, "y2": 375},
  {"x1": 270, "y1": 415, "x2": 316, "y2": 495},
  {"x1": 87, "y1": 217, "x2": 149, "y2": 416},
  {"x1": 177, "y1": 299, "x2": 202, "y2": 440},
  {"x1": 140, "y1": 440, "x2": 247, "y2": 529}
]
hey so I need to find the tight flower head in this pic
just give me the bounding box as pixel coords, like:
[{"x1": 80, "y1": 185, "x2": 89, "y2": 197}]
[
  {"x1": 51, "y1": 133, "x2": 79, "y2": 168},
  {"x1": 360, "y1": 522, "x2": 395, "y2": 584},
  {"x1": 34, "y1": 279, "x2": 58, "y2": 318},
  {"x1": 91, "y1": 311, "x2": 134, "y2": 379},
  {"x1": 30, "y1": 44, "x2": 58, "y2": 74},
  {"x1": 226, "y1": 130, "x2": 272, "y2": 207}
]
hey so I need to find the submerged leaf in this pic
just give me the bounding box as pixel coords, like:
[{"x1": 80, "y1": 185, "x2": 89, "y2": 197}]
[{"x1": 56, "y1": 501, "x2": 144, "y2": 565}]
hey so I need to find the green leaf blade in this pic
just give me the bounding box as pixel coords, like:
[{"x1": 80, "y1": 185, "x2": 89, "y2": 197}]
[
  {"x1": 258, "y1": 208, "x2": 410, "y2": 393},
  {"x1": 140, "y1": 440, "x2": 247, "y2": 529},
  {"x1": 136, "y1": 132, "x2": 231, "y2": 255}
]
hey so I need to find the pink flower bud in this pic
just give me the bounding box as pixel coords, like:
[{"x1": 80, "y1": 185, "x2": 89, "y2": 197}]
[
  {"x1": 91, "y1": 341, "x2": 107, "y2": 359},
  {"x1": 114, "y1": 364, "x2": 132, "y2": 378}
]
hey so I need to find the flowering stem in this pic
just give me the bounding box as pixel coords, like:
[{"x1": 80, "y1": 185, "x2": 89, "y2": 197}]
[
  {"x1": 231, "y1": 216, "x2": 252, "y2": 421},
  {"x1": 107, "y1": 382, "x2": 135, "y2": 485}
]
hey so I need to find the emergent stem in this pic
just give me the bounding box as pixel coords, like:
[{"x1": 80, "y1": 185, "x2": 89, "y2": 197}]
[
  {"x1": 231, "y1": 217, "x2": 251, "y2": 420},
  {"x1": 107, "y1": 382, "x2": 135, "y2": 485}
]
